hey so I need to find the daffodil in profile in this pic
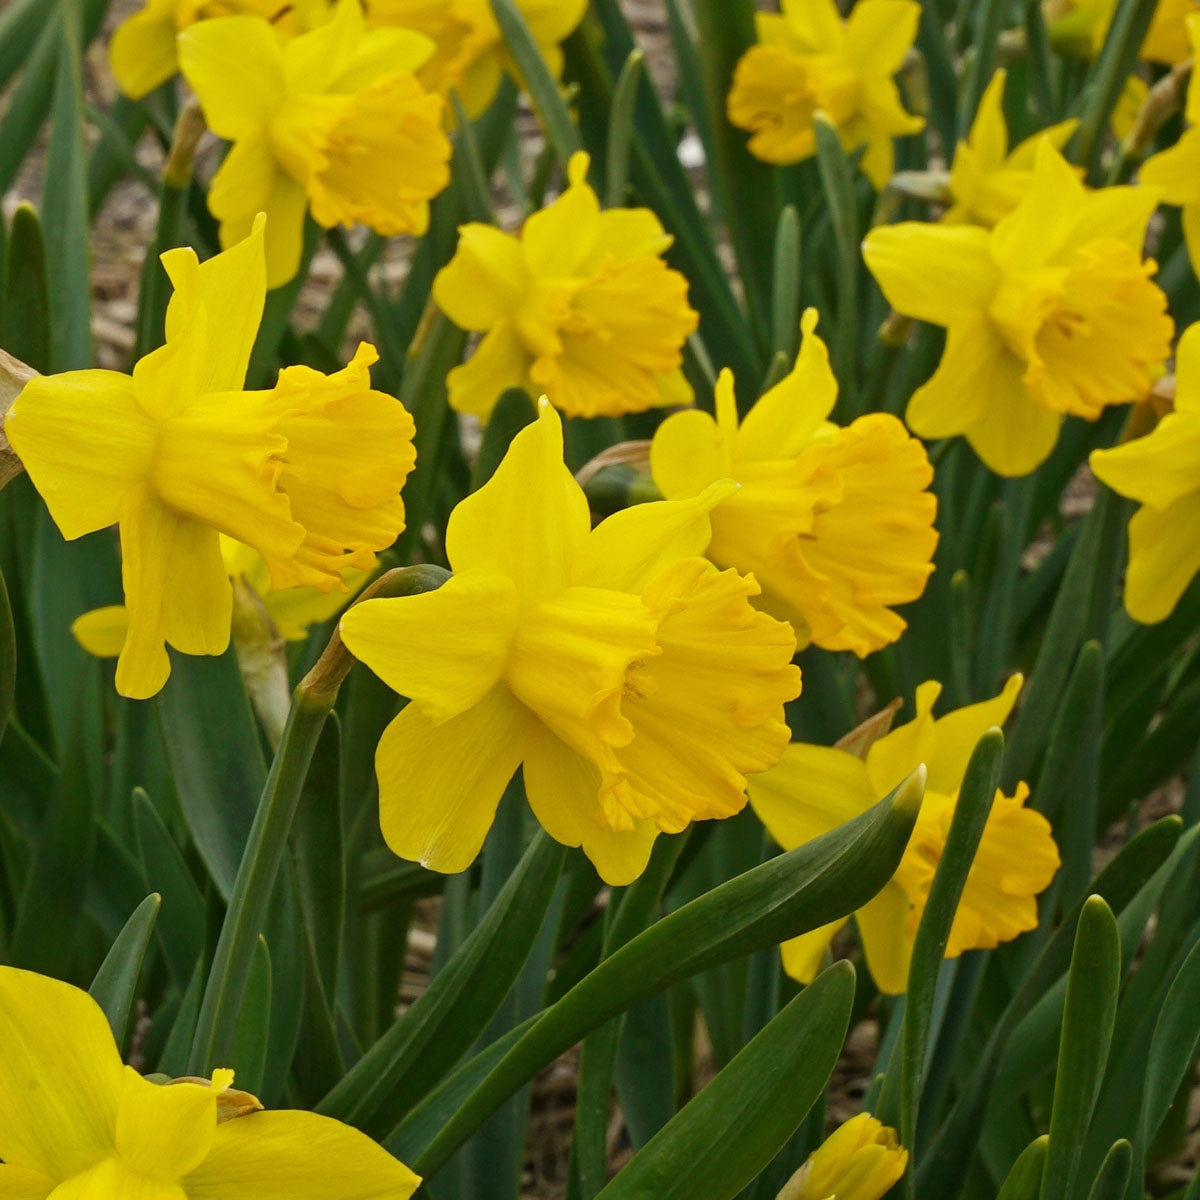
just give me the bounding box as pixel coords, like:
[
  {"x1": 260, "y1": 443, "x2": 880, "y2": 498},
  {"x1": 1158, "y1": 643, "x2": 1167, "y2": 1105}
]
[
  {"x1": 3, "y1": 218, "x2": 416, "y2": 699},
  {"x1": 365, "y1": 0, "x2": 587, "y2": 119},
  {"x1": 650, "y1": 310, "x2": 937, "y2": 657},
  {"x1": 726, "y1": 0, "x2": 924, "y2": 187},
  {"x1": 748, "y1": 675, "x2": 1060, "y2": 994},
  {"x1": 108, "y1": 0, "x2": 332, "y2": 100},
  {"x1": 179, "y1": 0, "x2": 451, "y2": 288},
  {"x1": 1045, "y1": 0, "x2": 1196, "y2": 63},
  {"x1": 864, "y1": 139, "x2": 1172, "y2": 477},
  {"x1": 0, "y1": 965, "x2": 420, "y2": 1198},
  {"x1": 777, "y1": 1113, "x2": 907, "y2": 1200},
  {"x1": 339, "y1": 401, "x2": 801, "y2": 885},
  {"x1": 944, "y1": 70, "x2": 1079, "y2": 228},
  {"x1": 433, "y1": 151, "x2": 698, "y2": 419},
  {"x1": 1139, "y1": 15, "x2": 1200, "y2": 279},
  {"x1": 1090, "y1": 322, "x2": 1200, "y2": 623}
]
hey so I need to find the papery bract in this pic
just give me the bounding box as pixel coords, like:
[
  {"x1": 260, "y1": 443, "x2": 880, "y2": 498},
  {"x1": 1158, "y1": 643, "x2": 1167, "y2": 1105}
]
[
  {"x1": 650, "y1": 310, "x2": 937, "y2": 656},
  {"x1": 339, "y1": 402, "x2": 801, "y2": 885}
]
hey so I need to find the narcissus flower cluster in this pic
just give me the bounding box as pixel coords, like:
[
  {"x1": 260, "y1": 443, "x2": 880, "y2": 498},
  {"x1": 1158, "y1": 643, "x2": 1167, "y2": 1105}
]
[
  {"x1": 865, "y1": 140, "x2": 1172, "y2": 476},
  {"x1": 726, "y1": 0, "x2": 924, "y2": 187},
  {"x1": 748, "y1": 675, "x2": 1059, "y2": 993},
  {"x1": 434, "y1": 151, "x2": 698, "y2": 419},
  {"x1": 0, "y1": 966, "x2": 420, "y2": 1198},
  {"x1": 650, "y1": 310, "x2": 937, "y2": 656},
  {"x1": 365, "y1": 0, "x2": 587, "y2": 119},
  {"x1": 777, "y1": 1114, "x2": 908, "y2": 1200},
  {"x1": 1091, "y1": 323, "x2": 1200, "y2": 624},
  {"x1": 180, "y1": 0, "x2": 452, "y2": 288},
  {"x1": 339, "y1": 402, "x2": 801, "y2": 885},
  {"x1": 3, "y1": 218, "x2": 416, "y2": 699}
]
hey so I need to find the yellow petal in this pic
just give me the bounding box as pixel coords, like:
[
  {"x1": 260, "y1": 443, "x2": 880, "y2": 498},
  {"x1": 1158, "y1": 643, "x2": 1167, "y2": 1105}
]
[
  {"x1": 1091, "y1": 412, "x2": 1200, "y2": 509},
  {"x1": 862, "y1": 223, "x2": 996, "y2": 327},
  {"x1": 44, "y1": 1157, "x2": 180, "y2": 1200},
  {"x1": 1140, "y1": 128, "x2": 1200, "y2": 206},
  {"x1": 332, "y1": 27, "x2": 436, "y2": 90},
  {"x1": 576, "y1": 481, "x2": 737, "y2": 593},
  {"x1": 72, "y1": 606, "x2": 130, "y2": 659},
  {"x1": 1122, "y1": 491, "x2": 1200, "y2": 623},
  {"x1": 587, "y1": 208, "x2": 672, "y2": 264},
  {"x1": 445, "y1": 403, "x2": 589, "y2": 598},
  {"x1": 521, "y1": 154, "x2": 602, "y2": 277},
  {"x1": 340, "y1": 568, "x2": 520, "y2": 723},
  {"x1": 160, "y1": 215, "x2": 267, "y2": 395},
  {"x1": 964, "y1": 69, "x2": 1010, "y2": 170},
  {"x1": 926, "y1": 672, "x2": 1022, "y2": 796},
  {"x1": 116, "y1": 490, "x2": 233, "y2": 699},
  {"x1": 779, "y1": 0, "x2": 844, "y2": 51},
  {"x1": 433, "y1": 224, "x2": 530, "y2": 331},
  {"x1": 855, "y1": 879, "x2": 917, "y2": 994},
  {"x1": 779, "y1": 920, "x2": 845, "y2": 984},
  {"x1": 523, "y1": 724, "x2": 659, "y2": 885},
  {"x1": 1174, "y1": 320, "x2": 1200, "y2": 416},
  {"x1": 0, "y1": 1162, "x2": 55, "y2": 1198},
  {"x1": 3, "y1": 371, "x2": 156, "y2": 540},
  {"x1": 865, "y1": 680, "x2": 940, "y2": 797},
  {"x1": 843, "y1": 0, "x2": 920, "y2": 75},
  {"x1": 178, "y1": 15, "x2": 287, "y2": 141},
  {"x1": 108, "y1": 2, "x2": 179, "y2": 100},
  {"x1": 734, "y1": 310, "x2": 838, "y2": 461},
  {"x1": 650, "y1": 408, "x2": 728, "y2": 500},
  {"x1": 747, "y1": 742, "x2": 877, "y2": 850},
  {"x1": 183, "y1": 1109, "x2": 420, "y2": 1199},
  {"x1": 115, "y1": 1069, "x2": 216, "y2": 1181},
  {"x1": 445, "y1": 322, "x2": 531, "y2": 418},
  {"x1": 727, "y1": 45, "x2": 818, "y2": 166},
  {"x1": 374, "y1": 685, "x2": 533, "y2": 873},
  {"x1": 0, "y1": 967, "x2": 123, "y2": 1179}
]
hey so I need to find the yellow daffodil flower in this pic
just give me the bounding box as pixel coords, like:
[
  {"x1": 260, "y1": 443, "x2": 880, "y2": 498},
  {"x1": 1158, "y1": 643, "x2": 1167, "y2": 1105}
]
[
  {"x1": 108, "y1": 0, "x2": 333, "y2": 100},
  {"x1": 1140, "y1": 15, "x2": 1200, "y2": 279},
  {"x1": 863, "y1": 139, "x2": 1172, "y2": 477},
  {"x1": 365, "y1": 0, "x2": 587, "y2": 119},
  {"x1": 178, "y1": 0, "x2": 452, "y2": 288},
  {"x1": 649, "y1": 310, "x2": 937, "y2": 657},
  {"x1": 3, "y1": 218, "x2": 416, "y2": 700},
  {"x1": 726, "y1": 0, "x2": 924, "y2": 188},
  {"x1": 944, "y1": 70, "x2": 1079, "y2": 228},
  {"x1": 71, "y1": 537, "x2": 374, "y2": 656},
  {"x1": 748, "y1": 675, "x2": 1060, "y2": 994},
  {"x1": 0, "y1": 965, "x2": 420, "y2": 1198},
  {"x1": 433, "y1": 151, "x2": 698, "y2": 419},
  {"x1": 777, "y1": 1113, "x2": 908, "y2": 1200},
  {"x1": 339, "y1": 401, "x2": 801, "y2": 885},
  {"x1": 1045, "y1": 0, "x2": 1197, "y2": 63},
  {"x1": 1090, "y1": 322, "x2": 1200, "y2": 623}
]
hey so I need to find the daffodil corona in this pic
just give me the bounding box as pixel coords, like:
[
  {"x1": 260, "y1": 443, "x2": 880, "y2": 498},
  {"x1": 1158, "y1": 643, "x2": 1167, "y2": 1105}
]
[
  {"x1": 179, "y1": 0, "x2": 452, "y2": 288},
  {"x1": 433, "y1": 152, "x2": 698, "y2": 419},
  {"x1": 3, "y1": 219, "x2": 416, "y2": 699},
  {"x1": 650, "y1": 311, "x2": 937, "y2": 656},
  {"x1": 777, "y1": 1114, "x2": 908, "y2": 1200},
  {"x1": 726, "y1": 0, "x2": 924, "y2": 187},
  {"x1": 864, "y1": 140, "x2": 1172, "y2": 477},
  {"x1": 1090, "y1": 323, "x2": 1200, "y2": 623},
  {"x1": 748, "y1": 676, "x2": 1059, "y2": 993},
  {"x1": 339, "y1": 402, "x2": 801, "y2": 885},
  {"x1": 365, "y1": 0, "x2": 587, "y2": 119},
  {"x1": 0, "y1": 966, "x2": 420, "y2": 1198}
]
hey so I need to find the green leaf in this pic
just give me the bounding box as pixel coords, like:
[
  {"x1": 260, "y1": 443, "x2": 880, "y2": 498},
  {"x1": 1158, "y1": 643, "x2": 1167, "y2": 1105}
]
[
  {"x1": 318, "y1": 831, "x2": 567, "y2": 1133},
  {"x1": 0, "y1": 17, "x2": 60, "y2": 197},
  {"x1": 769, "y1": 204, "x2": 802, "y2": 368},
  {"x1": 5, "y1": 204, "x2": 53, "y2": 373},
  {"x1": 1141, "y1": 934, "x2": 1200, "y2": 1145},
  {"x1": 89, "y1": 892, "x2": 161, "y2": 1047},
  {"x1": 229, "y1": 937, "x2": 272, "y2": 1097},
  {"x1": 997, "y1": 1136, "x2": 1049, "y2": 1200},
  {"x1": 0, "y1": 567, "x2": 14, "y2": 744},
  {"x1": 1084, "y1": 1141, "x2": 1132, "y2": 1200},
  {"x1": 605, "y1": 49, "x2": 644, "y2": 207},
  {"x1": 1039, "y1": 896, "x2": 1121, "y2": 1200},
  {"x1": 132, "y1": 787, "x2": 207, "y2": 988},
  {"x1": 490, "y1": 0, "x2": 582, "y2": 163},
  {"x1": 44, "y1": 0, "x2": 92, "y2": 371},
  {"x1": 598, "y1": 962, "x2": 854, "y2": 1200},
  {"x1": 891, "y1": 733, "x2": 1002, "y2": 1160},
  {"x1": 411, "y1": 768, "x2": 924, "y2": 1178},
  {"x1": 156, "y1": 648, "x2": 267, "y2": 901}
]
